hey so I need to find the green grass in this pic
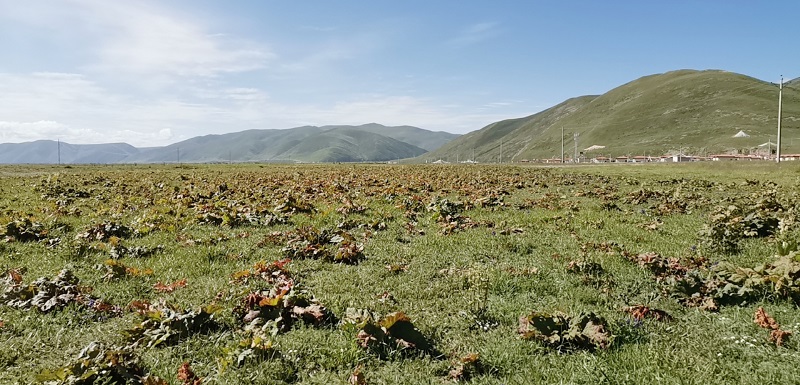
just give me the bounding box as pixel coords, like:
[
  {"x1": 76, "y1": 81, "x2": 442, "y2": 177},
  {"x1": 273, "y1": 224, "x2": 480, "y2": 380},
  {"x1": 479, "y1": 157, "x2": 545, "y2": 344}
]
[{"x1": 1, "y1": 163, "x2": 800, "y2": 384}]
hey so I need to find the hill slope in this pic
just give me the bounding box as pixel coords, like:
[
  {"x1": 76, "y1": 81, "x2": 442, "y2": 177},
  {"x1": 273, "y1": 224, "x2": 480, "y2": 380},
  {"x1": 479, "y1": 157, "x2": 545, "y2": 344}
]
[
  {"x1": 277, "y1": 127, "x2": 427, "y2": 162},
  {"x1": 0, "y1": 124, "x2": 453, "y2": 164},
  {"x1": 337, "y1": 123, "x2": 459, "y2": 151},
  {"x1": 124, "y1": 124, "x2": 433, "y2": 163},
  {"x1": 0, "y1": 141, "x2": 139, "y2": 164},
  {"x1": 424, "y1": 70, "x2": 800, "y2": 161},
  {"x1": 125, "y1": 126, "x2": 326, "y2": 163}
]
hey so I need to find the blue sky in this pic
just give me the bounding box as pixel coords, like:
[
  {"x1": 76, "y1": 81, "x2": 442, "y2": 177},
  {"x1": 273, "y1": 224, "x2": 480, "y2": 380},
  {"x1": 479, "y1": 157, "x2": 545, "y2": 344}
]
[{"x1": 0, "y1": 0, "x2": 797, "y2": 146}]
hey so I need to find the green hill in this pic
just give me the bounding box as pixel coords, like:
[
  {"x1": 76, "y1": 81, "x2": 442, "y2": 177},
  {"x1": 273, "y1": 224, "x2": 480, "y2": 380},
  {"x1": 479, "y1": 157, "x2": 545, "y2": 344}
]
[
  {"x1": 130, "y1": 124, "x2": 432, "y2": 163},
  {"x1": 272, "y1": 127, "x2": 427, "y2": 162},
  {"x1": 335, "y1": 123, "x2": 459, "y2": 151},
  {"x1": 0, "y1": 141, "x2": 139, "y2": 164},
  {"x1": 422, "y1": 70, "x2": 800, "y2": 162}
]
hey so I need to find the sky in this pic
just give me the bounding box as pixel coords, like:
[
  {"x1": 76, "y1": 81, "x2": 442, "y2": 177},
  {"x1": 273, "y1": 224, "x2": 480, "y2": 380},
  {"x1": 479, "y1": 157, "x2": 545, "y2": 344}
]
[{"x1": 1, "y1": 0, "x2": 798, "y2": 146}]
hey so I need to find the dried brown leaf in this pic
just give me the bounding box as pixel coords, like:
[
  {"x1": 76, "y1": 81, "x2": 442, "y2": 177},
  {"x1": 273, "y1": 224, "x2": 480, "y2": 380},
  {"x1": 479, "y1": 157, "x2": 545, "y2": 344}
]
[
  {"x1": 769, "y1": 329, "x2": 792, "y2": 346},
  {"x1": 348, "y1": 365, "x2": 366, "y2": 385},
  {"x1": 754, "y1": 307, "x2": 780, "y2": 330},
  {"x1": 140, "y1": 375, "x2": 170, "y2": 385},
  {"x1": 177, "y1": 362, "x2": 202, "y2": 385},
  {"x1": 7, "y1": 269, "x2": 24, "y2": 284},
  {"x1": 623, "y1": 305, "x2": 673, "y2": 322},
  {"x1": 291, "y1": 304, "x2": 327, "y2": 324},
  {"x1": 154, "y1": 279, "x2": 188, "y2": 293}
]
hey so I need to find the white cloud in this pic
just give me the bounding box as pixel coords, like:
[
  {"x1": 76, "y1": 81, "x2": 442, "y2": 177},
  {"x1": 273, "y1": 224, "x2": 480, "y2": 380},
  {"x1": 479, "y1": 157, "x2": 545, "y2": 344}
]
[
  {"x1": 448, "y1": 22, "x2": 501, "y2": 47},
  {"x1": 85, "y1": 2, "x2": 272, "y2": 77},
  {"x1": 0, "y1": 69, "x2": 528, "y2": 145},
  {"x1": 0, "y1": 3, "x2": 524, "y2": 146},
  {"x1": 0, "y1": 0, "x2": 273, "y2": 79}
]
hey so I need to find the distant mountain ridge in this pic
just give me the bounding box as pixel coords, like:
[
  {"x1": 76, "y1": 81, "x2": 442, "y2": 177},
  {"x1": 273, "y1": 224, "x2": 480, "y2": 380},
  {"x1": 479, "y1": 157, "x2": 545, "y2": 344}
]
[
  {"x1": 0, "y1": 124, "x2": 459, "y2": 164},
  {"x1": 423, "y1": 69, "x2": 800, "y2": 161}
]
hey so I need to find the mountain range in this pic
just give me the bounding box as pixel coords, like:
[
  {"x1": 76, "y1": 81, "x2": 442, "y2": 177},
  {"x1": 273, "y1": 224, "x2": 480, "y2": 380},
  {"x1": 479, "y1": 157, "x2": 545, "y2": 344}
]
[
  {"x1": 2, "y1": 70, "x2": 798, "y2": 164},
  {"x1": 0, "y1": 124, "x2": 458, "y2": 164},
  {"x1": 424, "y1": 70, "x2": 800, "y2": 161}
]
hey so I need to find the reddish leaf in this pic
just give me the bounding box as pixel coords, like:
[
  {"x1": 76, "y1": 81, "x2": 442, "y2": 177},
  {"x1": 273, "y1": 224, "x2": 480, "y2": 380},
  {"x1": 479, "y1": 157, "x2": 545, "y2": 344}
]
[
  {"x1": 7, "y1": 269, "x2": 24, "y2": 284},
  {"x1": 754, "y1": 307, "x2": 780, "y2": 330},
  {"x1": 128, "y1": 300, "x2": 158, "y2": 316},
  {"x1": 769, "y1": 329, "x2": 792, "y2": 346},
  {"x1": 754, "y1": 307, "x2": 793, "y2": 346},
  {"x1": 177, "y1": 362, "x2": 202, "y2": 385},
  {"x1": 623, "y1": 305, "x2": 672, "y2": 322},
  {"x1": 154, "y1": 279, "x2": 188, "y2": 293}
]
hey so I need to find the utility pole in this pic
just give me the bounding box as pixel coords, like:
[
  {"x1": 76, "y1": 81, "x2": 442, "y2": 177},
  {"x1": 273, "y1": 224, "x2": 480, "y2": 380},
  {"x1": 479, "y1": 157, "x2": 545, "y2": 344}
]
[
  {"x1": 573, "y1": 132, "x2": 579, "y2": 163},
  {"x1": 777, "y1": 76, "x2": 783, "y2": 163},
  {"x1": 500, "y1": 139, "x2": 503, "y2": 164},
  {"x1": 57, "y1": 139, "x2": 61, "y2": 165},
  {"x1": 561, "y1": 126, "x2": 565, "y2": 163}
]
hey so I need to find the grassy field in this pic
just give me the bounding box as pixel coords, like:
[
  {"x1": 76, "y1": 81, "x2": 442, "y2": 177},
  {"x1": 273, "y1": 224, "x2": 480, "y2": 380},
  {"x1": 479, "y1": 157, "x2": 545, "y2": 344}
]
[{"x1": 2, "y1": 162, "x2": 800, "y2": 384}]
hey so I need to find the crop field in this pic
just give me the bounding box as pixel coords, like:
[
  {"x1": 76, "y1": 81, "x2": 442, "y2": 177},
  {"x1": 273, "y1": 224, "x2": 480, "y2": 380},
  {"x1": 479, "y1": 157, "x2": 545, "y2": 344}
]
[{"x1": 1, "y1": 163, "x2": 800, "y2": 384}]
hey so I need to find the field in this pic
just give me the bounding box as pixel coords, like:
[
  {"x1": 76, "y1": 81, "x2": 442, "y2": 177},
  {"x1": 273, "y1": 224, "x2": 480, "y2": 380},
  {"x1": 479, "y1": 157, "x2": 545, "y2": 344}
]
[{"x1": 2, "y1": 163, "x2": 800, "y2": 384}]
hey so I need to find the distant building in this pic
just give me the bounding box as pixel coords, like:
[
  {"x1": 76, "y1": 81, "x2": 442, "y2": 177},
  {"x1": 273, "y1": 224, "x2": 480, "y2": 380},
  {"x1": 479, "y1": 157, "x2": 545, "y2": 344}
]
[{"x1": 671, "y1": 155, "x2": 692, "y2": 162}]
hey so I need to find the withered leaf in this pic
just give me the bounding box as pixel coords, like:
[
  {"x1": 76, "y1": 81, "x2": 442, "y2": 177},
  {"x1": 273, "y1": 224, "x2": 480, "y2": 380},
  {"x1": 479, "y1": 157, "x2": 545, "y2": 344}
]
[
  {"x1": 769, "y1": 329, "x2": 792, "y2": 346},
  {"x1": 292, "y1": 304, "x2": 327, "y2": 324},
  {"x1": 448, "y1": 353, "x2": 483, "y2": 381},
  {"x1": 623, "y1": 305, "x2": 672, "y2": 322},
  {"x1": 177, "y1": 362, "x2": 202, "y2": 385},
  {"x1": 754, "y1": 307, "x2": 780, "y2": 330},
  {"x1": 348, "y1": 365, "x2": 366, "y2": 385},
  {"x1": 153, "y1": 279, "x2": 188, "y2": 293},
  {"x1": 754, "y1": 307, "x2": 793, "y2": 346}
]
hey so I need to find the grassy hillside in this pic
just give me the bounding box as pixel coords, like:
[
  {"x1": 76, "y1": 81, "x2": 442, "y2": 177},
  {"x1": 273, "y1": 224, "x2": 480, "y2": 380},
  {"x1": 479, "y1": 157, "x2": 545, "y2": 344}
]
[
  {"x1": 0, "y1": 141, "x2": 139, "y2": 164},
  {"x1": 424, "y1": 70, "x2": 800, "y2": 161},
  {"x1": 276, "y1": 127, "x2": 427, "y2": 162},
  {"x1": 127, "y1": 127, "x2": 325, "y2": 163},
  {"x1": 1, "y1": 124, "x2": 452, "y2": 164},
  {"x1": 421, "y1": 96, "x2": 597, "y2": 162},
  {"x1": 334, "y1": 123, "x2": 459, "y2": 151}
]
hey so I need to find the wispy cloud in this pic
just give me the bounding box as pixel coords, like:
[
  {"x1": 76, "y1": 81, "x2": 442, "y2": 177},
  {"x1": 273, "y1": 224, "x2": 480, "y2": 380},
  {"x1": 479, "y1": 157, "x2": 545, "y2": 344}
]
[
  {"x1": 0, "y1": 3, "x2": 521, "y2": 146},
  {"x1": 1, "y1": 0, "x2": 273, "y2": 79},
  {"x1": 0, "y1": 70, "x2": 526, "y2": 145},
  {"x1": 83, "y1": 1, "x2": 272, "y2": 77},
  {"x1": 447, "y1": 22, "x2": 501, "y2": 47}
]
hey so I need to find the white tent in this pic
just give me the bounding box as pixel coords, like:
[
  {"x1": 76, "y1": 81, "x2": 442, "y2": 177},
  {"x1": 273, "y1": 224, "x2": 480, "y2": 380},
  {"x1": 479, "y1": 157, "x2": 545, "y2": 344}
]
[
  {"x1": 583, "y1": 145, "x2": 606, "y2": 152},
  {"x1": 732, "y1": 130, "x2": 750, "y2": 138}
]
